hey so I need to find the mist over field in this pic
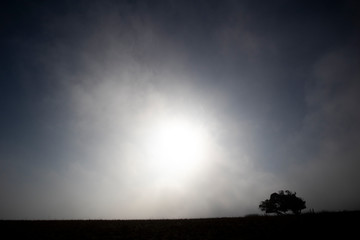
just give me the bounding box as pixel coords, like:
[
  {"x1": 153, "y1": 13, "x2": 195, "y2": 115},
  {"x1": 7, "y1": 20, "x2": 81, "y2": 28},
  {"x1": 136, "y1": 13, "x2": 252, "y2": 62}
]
[{"x1": 1, "y1": 0, "x2": 360, "y2": 219}]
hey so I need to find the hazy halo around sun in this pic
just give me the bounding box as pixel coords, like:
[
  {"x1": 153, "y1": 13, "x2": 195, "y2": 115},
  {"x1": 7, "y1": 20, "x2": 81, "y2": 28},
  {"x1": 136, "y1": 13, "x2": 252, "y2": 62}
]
[{"x1": 143, "y1": 114, "x2": 210, "y2": 186}]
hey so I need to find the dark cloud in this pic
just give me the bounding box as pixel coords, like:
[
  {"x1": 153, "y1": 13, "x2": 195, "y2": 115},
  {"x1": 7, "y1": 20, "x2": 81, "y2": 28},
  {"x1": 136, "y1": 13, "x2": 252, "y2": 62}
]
[{"x1": 285, "y1": 46, "x2": 360, "y2": 210}]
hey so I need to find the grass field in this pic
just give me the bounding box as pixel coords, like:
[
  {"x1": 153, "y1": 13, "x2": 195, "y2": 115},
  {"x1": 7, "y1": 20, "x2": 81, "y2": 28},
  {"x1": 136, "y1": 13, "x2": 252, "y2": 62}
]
[{"x1": 1, "y1": 211, "x2": 358, "y2": 239}]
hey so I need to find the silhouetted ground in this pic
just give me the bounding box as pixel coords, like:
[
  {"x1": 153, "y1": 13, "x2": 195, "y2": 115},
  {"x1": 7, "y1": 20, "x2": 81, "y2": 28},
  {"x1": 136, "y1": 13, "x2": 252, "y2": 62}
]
[{"x1": 1, "y1": 211, "x2": 358, "y2": 239}]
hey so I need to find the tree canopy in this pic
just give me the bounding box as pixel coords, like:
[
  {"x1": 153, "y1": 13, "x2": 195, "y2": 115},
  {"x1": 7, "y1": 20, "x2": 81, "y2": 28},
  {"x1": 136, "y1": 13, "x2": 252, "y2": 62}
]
[{"x1": 259, "y1": 190, "x2": 306, "y2": 215}]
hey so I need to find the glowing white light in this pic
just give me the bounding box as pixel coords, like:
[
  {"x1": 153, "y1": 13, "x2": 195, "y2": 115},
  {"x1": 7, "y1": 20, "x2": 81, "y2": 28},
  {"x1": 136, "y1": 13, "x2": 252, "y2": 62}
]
[{"x1": 144, "y1": 115, "x2": 209, "y2": 185}]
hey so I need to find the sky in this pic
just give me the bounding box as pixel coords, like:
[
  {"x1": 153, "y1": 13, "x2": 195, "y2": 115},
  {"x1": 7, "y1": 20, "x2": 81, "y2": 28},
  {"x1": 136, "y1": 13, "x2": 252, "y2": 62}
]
[{"x1": 1, "y1": 0, "x2": 360, "y2": 219}]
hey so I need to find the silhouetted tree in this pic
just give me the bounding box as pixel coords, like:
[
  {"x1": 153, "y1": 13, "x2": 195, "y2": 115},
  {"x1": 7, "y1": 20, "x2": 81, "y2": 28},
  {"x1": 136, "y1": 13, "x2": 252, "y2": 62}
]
[{"x1": 259, "y1": 190, "x2": 306, "y2": 215}]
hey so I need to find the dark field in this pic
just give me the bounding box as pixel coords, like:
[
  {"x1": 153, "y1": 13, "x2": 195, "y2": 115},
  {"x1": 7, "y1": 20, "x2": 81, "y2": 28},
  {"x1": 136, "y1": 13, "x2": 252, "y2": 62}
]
[{"x1": 1, "y1": 211, "x2": 358, "y2": 239}]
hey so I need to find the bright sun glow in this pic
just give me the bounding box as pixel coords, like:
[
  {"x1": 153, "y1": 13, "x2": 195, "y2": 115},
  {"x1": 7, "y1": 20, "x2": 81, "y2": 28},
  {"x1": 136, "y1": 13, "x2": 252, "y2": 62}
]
[{"x1": 144, "y1": 116, "x2": 209, "y2": 184}]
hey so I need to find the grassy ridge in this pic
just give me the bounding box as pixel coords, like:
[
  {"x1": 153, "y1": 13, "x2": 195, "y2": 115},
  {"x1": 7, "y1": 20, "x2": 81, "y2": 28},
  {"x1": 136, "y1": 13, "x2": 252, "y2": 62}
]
[{"x1": 1, "y1": 211, "x2": 358, "y2": 239}]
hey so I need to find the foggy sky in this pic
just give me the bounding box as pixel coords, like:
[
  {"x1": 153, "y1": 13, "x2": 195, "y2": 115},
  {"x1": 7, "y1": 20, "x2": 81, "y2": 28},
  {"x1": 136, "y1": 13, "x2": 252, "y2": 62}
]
[{"x1": 1, "y1": 0, "x2": 360, "y2": 219}]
